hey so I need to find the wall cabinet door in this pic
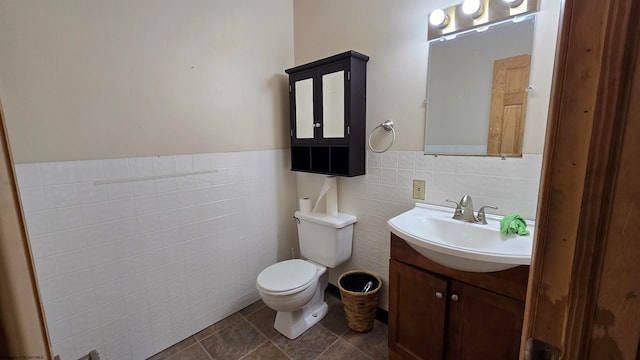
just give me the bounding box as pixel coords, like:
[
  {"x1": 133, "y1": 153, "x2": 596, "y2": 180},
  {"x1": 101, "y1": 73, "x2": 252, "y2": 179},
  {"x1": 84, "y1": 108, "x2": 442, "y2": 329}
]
[
  {"x1": 389, "y1": 259, "x2": 447, "y2": 360},
  {"x1": 447, "y1": 281, "x2": 524, "y2": 360}
]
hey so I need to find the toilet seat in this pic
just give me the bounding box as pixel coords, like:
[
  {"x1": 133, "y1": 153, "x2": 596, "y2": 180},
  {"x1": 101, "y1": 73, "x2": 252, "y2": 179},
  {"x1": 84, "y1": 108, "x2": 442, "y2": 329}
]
[{"x1": 256, "y1": 259, "x2": 317, "y2": 295}]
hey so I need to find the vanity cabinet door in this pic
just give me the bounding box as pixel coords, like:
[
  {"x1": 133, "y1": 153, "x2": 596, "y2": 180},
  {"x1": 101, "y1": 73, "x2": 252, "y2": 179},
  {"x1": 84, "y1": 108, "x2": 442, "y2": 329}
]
[
  {"x1": 389, "y1": 259, "x2": 447, "y2": 360},
  {"x1": 446, "y1": 281, "x2": 524, "y2": 360}
]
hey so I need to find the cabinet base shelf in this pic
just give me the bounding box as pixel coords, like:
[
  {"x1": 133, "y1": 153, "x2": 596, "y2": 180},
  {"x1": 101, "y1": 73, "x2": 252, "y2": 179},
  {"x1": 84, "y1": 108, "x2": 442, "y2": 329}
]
[{"x1": 291, "y1": 145, "x2": 363, "y2": 177}]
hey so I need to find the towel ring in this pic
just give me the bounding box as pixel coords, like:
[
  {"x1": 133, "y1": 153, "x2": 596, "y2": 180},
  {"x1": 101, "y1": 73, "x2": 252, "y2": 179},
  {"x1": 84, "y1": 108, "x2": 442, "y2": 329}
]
[{"x1": 368, "y1": 120, "x2": 395, "y2": 153}]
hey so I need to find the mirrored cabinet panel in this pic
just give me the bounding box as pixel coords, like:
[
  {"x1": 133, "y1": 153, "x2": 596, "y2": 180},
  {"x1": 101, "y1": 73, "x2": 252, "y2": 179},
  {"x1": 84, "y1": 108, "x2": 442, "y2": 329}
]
[
  {"x1": 294, "y1": 78, "x2": 315, "y2": 139},
  {"x1": 286, "y1": 51, "x2": 369, "y2": 176},
  {"x1": 322, "y1": 70, "x2": 345, "y2": 138}
]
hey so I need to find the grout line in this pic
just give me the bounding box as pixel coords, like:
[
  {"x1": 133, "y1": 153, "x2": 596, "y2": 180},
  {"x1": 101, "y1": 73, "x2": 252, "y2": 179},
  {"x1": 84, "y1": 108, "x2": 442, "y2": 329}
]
[
  {"x1": 312, "y1": 335, "x2": 341, "y2": 359},
  {"x1": 209, "y1": 311, "x2": 265, "y2": 357},
  {"x1": 238, "y1": 301, "x2": 266, "y2": 318},
  {"x1": 236, "y1": 338, "x2": 271, "y2": 360},
  {"x1": 196, "y1": 341, "x2": 214, "y2": 360},
  {"x1": 239, "y1": 311, "x2": 293, "y2": 359},
  {"x1": 239, "y1": 312, "x2": 268, "y2": 337},
  {"x1": 341, "y1": 337, "x2": 376, "y2": 360}
]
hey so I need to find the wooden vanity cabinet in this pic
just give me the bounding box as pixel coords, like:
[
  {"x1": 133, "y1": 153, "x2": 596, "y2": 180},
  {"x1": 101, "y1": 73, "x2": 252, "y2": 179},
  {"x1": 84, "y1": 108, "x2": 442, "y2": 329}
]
[
  {"x1": 285, "y1": 50, "x2": 369, "y2": 177},
  {"x1": 388, "y1": 234, "x2": 529, "y2": 360}
]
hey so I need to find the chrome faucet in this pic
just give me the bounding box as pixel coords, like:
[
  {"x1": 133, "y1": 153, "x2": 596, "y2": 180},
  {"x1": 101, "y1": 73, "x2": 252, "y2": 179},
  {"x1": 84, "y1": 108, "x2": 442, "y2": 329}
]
[
  {"x1": 460, "y1": 195, "x2": 477, "y2": 222},
  {"x1": 446, "y1": 195, "x2": 498, "y2": 224}
]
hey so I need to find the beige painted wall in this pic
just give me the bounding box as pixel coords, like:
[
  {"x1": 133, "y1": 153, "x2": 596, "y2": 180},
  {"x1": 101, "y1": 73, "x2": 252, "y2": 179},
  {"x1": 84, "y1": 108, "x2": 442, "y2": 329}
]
[
  {"x1": 0, "y1": 0, "x2": 294, "y2": 163},
  {"x1": 294, "y1": 0, "x2": 433, "y2": 152},
  {"x1": 293, "y1": 0, "x2": 561, "y2": 154}
]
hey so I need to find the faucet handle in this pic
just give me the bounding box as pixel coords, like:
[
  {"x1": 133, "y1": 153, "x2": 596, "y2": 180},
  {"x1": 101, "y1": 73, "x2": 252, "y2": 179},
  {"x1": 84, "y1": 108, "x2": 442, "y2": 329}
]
[
  {"x1": 476, "y1": 205, "x2": 498, "y2": 224},
  {"x1": 446, "y1": 199, "x2": 463, "y2": 219},
  {"x1": 446, "y1": 199, "x2": 460, "y2": 205}
]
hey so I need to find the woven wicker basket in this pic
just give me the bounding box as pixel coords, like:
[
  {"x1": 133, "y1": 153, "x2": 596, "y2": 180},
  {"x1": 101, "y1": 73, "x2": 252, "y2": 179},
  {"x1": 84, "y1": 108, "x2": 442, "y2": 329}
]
[{"x1": 338, "y1": 270, "x2": 382, "y2": 332}]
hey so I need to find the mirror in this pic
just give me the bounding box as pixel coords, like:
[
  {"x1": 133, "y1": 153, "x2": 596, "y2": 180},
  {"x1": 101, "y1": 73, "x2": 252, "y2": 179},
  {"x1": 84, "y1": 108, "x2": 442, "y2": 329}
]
[
  {"x1": 322, "y1": 70, "x2": 345, "y2": 138},
  {"x1": 295, "y1": 78, "x2": 314, "y2": 139},
  {"x1": 424, "y1": 17, "x2": 535, "y2": 156}
]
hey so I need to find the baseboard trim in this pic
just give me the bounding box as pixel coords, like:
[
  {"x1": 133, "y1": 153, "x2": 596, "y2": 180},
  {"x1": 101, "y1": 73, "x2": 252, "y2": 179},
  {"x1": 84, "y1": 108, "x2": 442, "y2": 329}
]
[{"x1": 327, "y1": 283, "x2": 388, "y2": 324}]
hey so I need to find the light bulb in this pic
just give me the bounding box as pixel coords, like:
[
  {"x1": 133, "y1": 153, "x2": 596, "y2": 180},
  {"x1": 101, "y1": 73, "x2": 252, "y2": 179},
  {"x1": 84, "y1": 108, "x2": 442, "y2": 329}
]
[
  {"x1": 462, "y1": 0, "x2": 484, "y2": 18},
  {"x1": 429, "y1": 9, "x2": 449, "y2": 28}
]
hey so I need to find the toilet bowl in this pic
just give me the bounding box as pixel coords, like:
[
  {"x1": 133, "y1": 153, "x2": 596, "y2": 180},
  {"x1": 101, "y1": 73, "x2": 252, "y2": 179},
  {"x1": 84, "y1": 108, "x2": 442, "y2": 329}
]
[
  {"x1": 256, "y1": 210, "x2": 356, "y2": 339},
  {"x1": 256, "y1": 259, "x2": 328, "y2": 339}
]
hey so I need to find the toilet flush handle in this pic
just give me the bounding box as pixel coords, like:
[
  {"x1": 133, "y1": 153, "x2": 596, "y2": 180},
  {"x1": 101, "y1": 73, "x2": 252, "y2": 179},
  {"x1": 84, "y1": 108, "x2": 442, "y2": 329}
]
[{"x1": 293, "y1": 216, "x2": 300, "y2": 224}]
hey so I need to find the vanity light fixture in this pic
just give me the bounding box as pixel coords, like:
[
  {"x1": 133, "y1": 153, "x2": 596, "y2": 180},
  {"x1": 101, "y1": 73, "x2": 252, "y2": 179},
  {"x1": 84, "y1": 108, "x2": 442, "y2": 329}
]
[
  {"x1": 429, "y1": 9, "x2": 450, "y2": 28},
  {"x1": 462, "y1": 0, "x2": 484, "y2": 18},
  {"x1": 426, "y1": 0, "x2": 538, "y2": 40}
]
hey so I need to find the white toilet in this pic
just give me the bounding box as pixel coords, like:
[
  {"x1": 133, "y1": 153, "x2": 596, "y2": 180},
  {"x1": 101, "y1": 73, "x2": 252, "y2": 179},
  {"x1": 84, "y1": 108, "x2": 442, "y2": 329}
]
[{"x1": 256, "y1": 210, "x2": 357, "y2": 339}]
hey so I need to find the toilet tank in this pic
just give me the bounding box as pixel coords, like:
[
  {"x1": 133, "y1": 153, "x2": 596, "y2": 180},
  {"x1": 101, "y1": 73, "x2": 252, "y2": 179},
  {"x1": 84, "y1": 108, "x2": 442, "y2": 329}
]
[{"x1": 295, "y1": 211, "x2": 357, "y2": 268}]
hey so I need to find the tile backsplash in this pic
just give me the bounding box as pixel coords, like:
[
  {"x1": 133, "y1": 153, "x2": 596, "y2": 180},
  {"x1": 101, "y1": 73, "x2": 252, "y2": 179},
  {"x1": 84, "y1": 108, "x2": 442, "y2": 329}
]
[
  {"x1": 16, "y1": 150, "x2": 296, "y2": 360},
  {"x1": 367, "y1": 152, "x2": 542, "y2": 217}
]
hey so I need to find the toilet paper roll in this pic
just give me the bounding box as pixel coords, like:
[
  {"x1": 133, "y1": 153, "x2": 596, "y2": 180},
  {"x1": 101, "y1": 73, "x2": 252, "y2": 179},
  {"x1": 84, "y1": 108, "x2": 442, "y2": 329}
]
[
  {"x1": 312, "y1": 176, "x2": 338, "y2": 216},
  {"x1": 299, "y1": 197, "x2": 312, "y2": 212}
]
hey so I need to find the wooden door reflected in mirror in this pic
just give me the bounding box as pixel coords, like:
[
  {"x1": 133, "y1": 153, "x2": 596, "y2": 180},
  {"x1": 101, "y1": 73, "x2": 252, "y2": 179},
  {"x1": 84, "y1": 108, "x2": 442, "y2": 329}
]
[{"x1": 487, "y1": 54, "x2": 531, "y2": 156}]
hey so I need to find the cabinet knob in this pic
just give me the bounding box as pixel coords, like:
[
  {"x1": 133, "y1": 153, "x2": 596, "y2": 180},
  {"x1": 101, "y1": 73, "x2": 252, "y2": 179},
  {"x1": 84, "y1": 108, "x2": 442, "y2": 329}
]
[
  {"x1": 313, "y1": 123, "x2": 321, "y2": 128},
  {"x1": 451, "y1": 294, "x2": 459, "y2": 301},
  {"x1": 435, "y1": 291, "x2": 444, "y2": 299}
]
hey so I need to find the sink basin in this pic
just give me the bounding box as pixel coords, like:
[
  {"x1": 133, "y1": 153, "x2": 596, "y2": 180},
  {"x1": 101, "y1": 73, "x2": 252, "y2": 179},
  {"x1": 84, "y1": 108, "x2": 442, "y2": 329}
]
[{"x1": 387, "y1": 203, "x2": 534, "y2": 272}]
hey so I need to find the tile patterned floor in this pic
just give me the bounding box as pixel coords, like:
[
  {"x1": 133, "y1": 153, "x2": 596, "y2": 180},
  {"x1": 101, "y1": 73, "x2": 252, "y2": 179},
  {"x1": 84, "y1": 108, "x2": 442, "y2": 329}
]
[{"x1": 147, "y1": 292, "x2": 388, "y2": 360}]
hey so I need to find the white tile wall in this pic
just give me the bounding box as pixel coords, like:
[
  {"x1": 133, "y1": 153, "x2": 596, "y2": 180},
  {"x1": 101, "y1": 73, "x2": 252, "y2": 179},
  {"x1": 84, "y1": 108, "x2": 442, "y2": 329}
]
[
  {"x1": 320, "y1": 151, "x2": 543, "y2": 310},
  {"x1": 17, "y1": 150, "x2": 296, "y2": 360},
  {"x1": 19, "y1": 148, "x2": 542, "y2": 359}
]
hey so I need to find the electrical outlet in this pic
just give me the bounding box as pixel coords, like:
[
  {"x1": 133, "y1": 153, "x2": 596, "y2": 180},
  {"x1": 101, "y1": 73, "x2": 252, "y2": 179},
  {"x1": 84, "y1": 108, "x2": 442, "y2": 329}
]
[{"x1": 413, "y1": 179, "x2": 426, "y2": 200}]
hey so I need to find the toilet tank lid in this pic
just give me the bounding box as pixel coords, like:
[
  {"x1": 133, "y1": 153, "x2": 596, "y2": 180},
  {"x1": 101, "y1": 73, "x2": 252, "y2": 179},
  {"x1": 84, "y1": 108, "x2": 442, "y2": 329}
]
[{"x1": 294, "y1": 211, "x2": 357, "y2": 228}]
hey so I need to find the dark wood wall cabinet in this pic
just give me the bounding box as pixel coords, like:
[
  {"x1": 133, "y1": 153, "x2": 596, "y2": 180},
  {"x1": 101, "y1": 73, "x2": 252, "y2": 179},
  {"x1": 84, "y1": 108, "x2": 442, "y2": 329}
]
[
  {"x1": 388, "y1": 234, "x2": 529, "y2": 360},
  {"x1": 285, "y1": 51, "x2": 369, "y2": 176}
]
